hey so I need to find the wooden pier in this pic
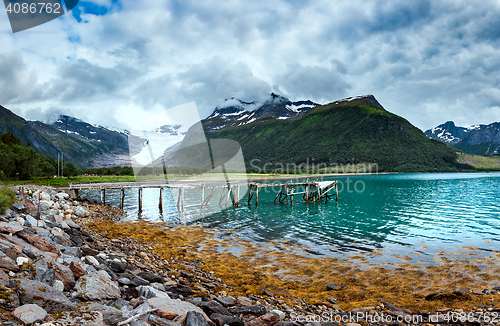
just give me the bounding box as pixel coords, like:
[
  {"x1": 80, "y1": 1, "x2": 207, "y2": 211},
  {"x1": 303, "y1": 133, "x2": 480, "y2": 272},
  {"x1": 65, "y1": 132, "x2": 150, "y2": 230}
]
[{"x1": 68, "y1": 180, "x2": 338, "y2": 214}]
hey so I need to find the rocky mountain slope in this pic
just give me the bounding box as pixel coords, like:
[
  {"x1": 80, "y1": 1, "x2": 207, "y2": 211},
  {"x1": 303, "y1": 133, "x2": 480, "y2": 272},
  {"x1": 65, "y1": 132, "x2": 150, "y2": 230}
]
[
  {"x1": 162, "y1": 94, "x2": 468, "y2": 172},
  {"x1": 0, "y1": 105, "x2": 145, "y2": 168},
  {"x1": 425, "y1": 121, "x2": 500, "y2": 155}
]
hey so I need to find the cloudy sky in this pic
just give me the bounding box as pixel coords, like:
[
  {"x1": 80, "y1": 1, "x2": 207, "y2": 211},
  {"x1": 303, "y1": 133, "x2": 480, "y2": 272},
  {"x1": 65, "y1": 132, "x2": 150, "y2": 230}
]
[{"x1": 1, "y1": 0, "x2": 500, "y2": 131}]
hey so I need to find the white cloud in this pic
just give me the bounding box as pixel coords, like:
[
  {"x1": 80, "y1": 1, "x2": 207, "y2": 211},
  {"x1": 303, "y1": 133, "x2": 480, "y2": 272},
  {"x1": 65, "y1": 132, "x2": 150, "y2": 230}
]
[{"x1": 1, "y1": 0, "x2": 500, "y2": 131}]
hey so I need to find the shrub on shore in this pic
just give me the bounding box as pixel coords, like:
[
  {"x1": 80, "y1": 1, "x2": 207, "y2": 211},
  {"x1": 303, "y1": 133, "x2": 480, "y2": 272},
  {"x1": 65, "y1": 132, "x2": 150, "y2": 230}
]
[{"x1": 0, "y1": 187, "x2": 15, "y2": 214}]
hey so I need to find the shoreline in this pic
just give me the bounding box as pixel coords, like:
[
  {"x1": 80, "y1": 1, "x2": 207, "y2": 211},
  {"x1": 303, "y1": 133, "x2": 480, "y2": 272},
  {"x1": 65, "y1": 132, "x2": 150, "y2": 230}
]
[{"x1": 0, "y1": 185, "x2": 499, "y2": 326}]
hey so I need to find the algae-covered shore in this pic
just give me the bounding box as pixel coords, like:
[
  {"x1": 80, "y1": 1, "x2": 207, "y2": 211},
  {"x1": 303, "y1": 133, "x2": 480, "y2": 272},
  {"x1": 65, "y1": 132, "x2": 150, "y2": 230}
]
[{"x1": 0, "y1": 185, "x2": 499, "y2": 326}]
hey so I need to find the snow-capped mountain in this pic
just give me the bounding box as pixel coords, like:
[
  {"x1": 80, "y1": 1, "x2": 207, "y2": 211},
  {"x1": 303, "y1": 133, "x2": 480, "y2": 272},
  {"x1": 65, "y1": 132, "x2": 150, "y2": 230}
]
[
  {"x1": 425, "y1": 121, "x2": 500, "y2": 155},
  {"x1": 203, "y1": 93, "x2": 319, "y2": 131},
  {"x1": 424, "y1": 121, "x2": 485, "y2": 145}
]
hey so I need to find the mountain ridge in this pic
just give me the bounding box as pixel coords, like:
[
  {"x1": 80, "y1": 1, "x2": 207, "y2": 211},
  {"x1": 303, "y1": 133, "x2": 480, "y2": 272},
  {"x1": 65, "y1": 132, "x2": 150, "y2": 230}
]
[{"x1": 425, "y1": 121, "x2": 500, "y2": 155}]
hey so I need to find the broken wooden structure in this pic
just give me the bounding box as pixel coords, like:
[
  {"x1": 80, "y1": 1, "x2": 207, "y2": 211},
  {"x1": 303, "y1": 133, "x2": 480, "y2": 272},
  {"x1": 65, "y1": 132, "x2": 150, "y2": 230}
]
[{"x1": 68, "y1": 180, "x2": 338, "y2": 215}]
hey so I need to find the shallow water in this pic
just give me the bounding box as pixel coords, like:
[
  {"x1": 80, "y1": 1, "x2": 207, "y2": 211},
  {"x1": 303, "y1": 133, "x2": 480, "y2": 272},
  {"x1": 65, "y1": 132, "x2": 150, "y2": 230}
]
[{"x1": 80, "y1": 173, "x2": 500, "y2": 261}]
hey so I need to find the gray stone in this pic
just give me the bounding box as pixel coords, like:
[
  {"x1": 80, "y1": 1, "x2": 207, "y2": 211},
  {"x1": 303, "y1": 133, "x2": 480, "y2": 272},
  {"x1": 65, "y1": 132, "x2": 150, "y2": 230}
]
[
  {"x1": 185, "y1": 311, "x2": 209, "y2": 326},
  {"x1": 74, "y1": 206, "x2": 89, "y2": 217},
  {"x1": 35, "y1": 227, "x2": 51, "y2": 237},
  {"x1": 270, "y1": 310, "x2": 286, "y2": 321},
  {"x1": 131, "y1": 275, "x2": 150, "y2": 286},
  {"x1": 65, "y1": 219, "x2": 80, "y2": 229},
  {"x1": 41, "y1": 311, "x2": 105, "y2": 325},
  {"x1": 137, "y1": 285, "x2": 171, "y2": 299},
  {"x1": 150, "y1": 314, "x2": 182, "y2": 326},
  {"x1": 26, "y1": 215, "x2": 46, "y2": 228},
  {"x1": 75, "y1": 271, "x2": 121, "y2": 300},
  {"x1": 51, "y1": 227, "x2": 65, "y2": 237},
  {"x1": 53, "y1": 280, "x2": 65, "y2": 291},
  {"x1": 0, "y1": 251, "x2": 19, "y2": 271},
  {"x1": 10, "y1": 204, "x2": 27, "y2": 213},
  {"x1": 55, "y1": 193, "x2": 69, "y2": 200},
  {"x1": 13, "y1": 304, "x2": 48, "y2": 324},
  {"x1": 199, "y1": 301, "x2": 230, "y2": 316},
  {"x1": 118, "y1": 277, "x2": 132, "y2": 285},
  {"x1": 130, "y1": 321, "x2": 151, "y2": 326},
  {"x1": 16, "y1": 257, "x2": 29, "y2": 266},
  {"x1": 79, "y1": 302, "x2": 124, "y2": 325},
  {"x1": 236, "y1": 296, "x2": 252, "y2": 306},
  {"x1": 210, "y1": 313, "x2": 243, "y2": 326},
  {"x1": 230, "y1": 305, "x2": 267, "y2": 316},
  {"x1": 16, "y1": 279, "x2": 77, "y2": 313},
  {"x1": 0, "y1": 238, "x2": 15, "y2": 253},
  {"x1": 151, "y1": 282, "x2": 166, "y2": 292},
  {"x1": 0, "y1": 221, "x2": 24, "y2": 234},
  {"x1": 63, "y1": 246, "x2": 80, "y2": 257},
  {"x1": 215, "y1": 296, "x2": 236, "y2": 307},
  {"x1": 85, "y1": 255, "x2": 100, "y2": 267},
  {"x1": 147, "y1": 297, "x2": 209, "y2": 324}
]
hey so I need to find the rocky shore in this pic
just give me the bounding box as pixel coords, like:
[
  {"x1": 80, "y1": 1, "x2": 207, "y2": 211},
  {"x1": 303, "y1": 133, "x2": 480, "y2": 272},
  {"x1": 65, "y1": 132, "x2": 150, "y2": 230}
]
[{"x1": 0, "y1": 185, "x2": 499, "y2": 326}]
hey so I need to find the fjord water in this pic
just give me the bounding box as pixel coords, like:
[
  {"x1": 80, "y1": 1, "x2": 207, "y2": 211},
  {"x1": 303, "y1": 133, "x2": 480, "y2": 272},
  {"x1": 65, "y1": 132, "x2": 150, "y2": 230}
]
[{"x1": 81, "y1": 173, "x2": 500, "y2": 260}]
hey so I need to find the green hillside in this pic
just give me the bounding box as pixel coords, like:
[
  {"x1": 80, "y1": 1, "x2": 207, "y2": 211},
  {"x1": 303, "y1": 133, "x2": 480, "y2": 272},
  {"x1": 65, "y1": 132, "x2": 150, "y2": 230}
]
[{"x1": 204, "y1": 101, "x2": 472, "y2": 172}]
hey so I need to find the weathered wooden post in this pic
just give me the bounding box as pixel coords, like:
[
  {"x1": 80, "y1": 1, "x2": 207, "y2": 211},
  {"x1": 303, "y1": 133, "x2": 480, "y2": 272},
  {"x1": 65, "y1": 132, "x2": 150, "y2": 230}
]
[
  {"x1": 255, "y1": 185, "x2": 258, "y2": 206},
  {"x1": 159, "y1": 187, "x2": 163, "y2": 212},
  {"x1": 138, "y1": 188, "x2": 143, "y2": 212},
  {"x1": 201, "y1": 185, "x2": 205, "y2": 210},
  {"x1": 100, "y1": 188, "x2": 106, "y2": 205},
  {"x1": 119, "y1": 188, "x2": 125, "y2": 209}
]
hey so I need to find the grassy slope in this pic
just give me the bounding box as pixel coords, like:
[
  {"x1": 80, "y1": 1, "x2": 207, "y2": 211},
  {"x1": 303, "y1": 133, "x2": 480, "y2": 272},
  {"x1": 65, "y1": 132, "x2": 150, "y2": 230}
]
[
  {"x1": 207, "y1": 103, "x2": 467, "y2": 172},
  {"x1": 457, "y1": 153, "x2": 500, "y2": 170}
]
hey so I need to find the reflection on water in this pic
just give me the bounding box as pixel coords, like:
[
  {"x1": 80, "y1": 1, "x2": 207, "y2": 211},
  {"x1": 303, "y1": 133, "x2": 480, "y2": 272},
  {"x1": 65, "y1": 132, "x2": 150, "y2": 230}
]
[{"x1": 80, "y1": 173, "x2": 500, "y2": 259}]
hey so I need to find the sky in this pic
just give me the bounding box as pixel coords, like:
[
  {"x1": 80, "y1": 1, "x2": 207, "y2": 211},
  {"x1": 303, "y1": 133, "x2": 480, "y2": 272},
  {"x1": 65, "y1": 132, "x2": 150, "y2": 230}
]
[{"x1": 1, "y1": 0, "x2": 500, "y2": 131}]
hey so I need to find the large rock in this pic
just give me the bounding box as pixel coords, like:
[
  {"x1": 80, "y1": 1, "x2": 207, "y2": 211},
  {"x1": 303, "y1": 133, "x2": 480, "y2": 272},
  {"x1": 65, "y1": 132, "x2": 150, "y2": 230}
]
[
  {"x1": 13, "y1": 304, "x2": 48, "y2": 324},
  {"x1": 10, "y1": 204, "x2": 27, "y2": 213},
  {"x1": 0, "y1": 251, "x2": 19, "y2": 271},
  {"x1": 55, "y1": 193, "x2": 70, "y2": 201},
  {"x1": 69, "y1": 261, "x2": 87, "y2": 279},
  {"x1": 230, "y1": 305, "x2": 267, "y2": 316},
  {"x1": 210, "y1": 313, "x2": 243, "y2": 326},
  {"x1": 42, "y1": 311, "x2": 105, "y2": 325},
  {"x1": 23, "y1": 234, "x2": 60, "y2": 255},
  {"x1": 147, "y1": 297, "x2": 209, "y2": 324},
  {"x1": 244, "y1": 313, "x2": 278, "y2": 326},
  {"x1": 75, "y1": 271, "x2": 121, "y2": 300},
  {"x1": 0, "y1": 238, "x2": 15, "y2": 253},
  {"x1": 78, "y1": 302, "x2": 124, "y2": 325},
  {"x1": 0, "y1": 269, "x2": 9, "y2": 286},
  {"x1": 137, "y1": 285, "x2": 171, "y2": 299},
  {"x1": 16, "y1": 279, "x2": 77, "y2": 313},
  {"x1": 74, "y1": 206, "x2": 89, "y2": 217},
  {"x1": 185, "y1": 311, "x2": 210, "y2": 326},
  {"x1": 53, "y1": 262, "x2": 75, "y2": 290},
  {"x1": 0, "y1": 222, "x2": 24, "y2": 234}
]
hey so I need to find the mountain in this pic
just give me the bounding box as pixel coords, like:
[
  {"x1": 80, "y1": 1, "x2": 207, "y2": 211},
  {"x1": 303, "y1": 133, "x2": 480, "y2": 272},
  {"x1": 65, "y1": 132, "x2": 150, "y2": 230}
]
[
  {"x1": 424, "y1": 121, "x2": 486, "y2": 145},
  {"x1": 162, "y1": 94, "x2": 468, "y2": 172},
  {"x1": 0, "y1": 105, "x2": 145, "y2": 168},
  {"x1": 425, "y1": 121, "x2": 500, "y2": 155},
  {"x1": 203, "y1": 93, "x2": 319, "y2": 131}
]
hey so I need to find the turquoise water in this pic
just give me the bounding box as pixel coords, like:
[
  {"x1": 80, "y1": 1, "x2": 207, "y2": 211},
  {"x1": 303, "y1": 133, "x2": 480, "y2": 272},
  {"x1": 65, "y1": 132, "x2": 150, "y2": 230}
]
[{"x1": 81, "y1": 173, "x2": 500, "y2": 259}]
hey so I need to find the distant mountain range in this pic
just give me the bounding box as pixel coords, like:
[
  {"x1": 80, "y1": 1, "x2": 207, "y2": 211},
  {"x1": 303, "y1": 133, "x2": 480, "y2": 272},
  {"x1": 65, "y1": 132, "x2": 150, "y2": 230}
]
[
  {"x1": 161, "y1": 94, "x2": 467, "y2": 172},
  {"x1": 2, "y1": 93, "x2": 492, "y2": 172},
  {"x1": 425, "y1": 121, "x2": 500, "y2": 155},
  {"x1": 0, "y1": 105, "x2": 145, "y2": 168}
]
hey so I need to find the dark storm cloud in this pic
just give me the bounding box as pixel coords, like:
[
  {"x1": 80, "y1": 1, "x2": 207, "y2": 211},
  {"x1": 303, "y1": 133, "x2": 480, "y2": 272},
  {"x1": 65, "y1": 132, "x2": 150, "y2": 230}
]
[
  {"x1": 275, "y1": 63, "x2": 351, "y2": 103},
  {"x1": 3, "y1": 0, "x2": 500, "y2": 130},
  {"x1": 133, "y1": 57, "x2": 272, "y2": 117}
]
